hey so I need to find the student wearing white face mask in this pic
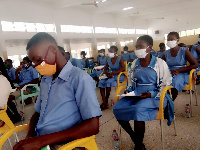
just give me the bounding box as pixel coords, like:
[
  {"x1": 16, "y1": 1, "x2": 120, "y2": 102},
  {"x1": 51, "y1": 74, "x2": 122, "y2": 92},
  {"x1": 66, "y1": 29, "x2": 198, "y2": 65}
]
[
  {"x1": 162, "y1": 32, "x2": 198, "y2": 101},
  {"x1": 113, "y1": 35, "x2": 173, "y2": 150},
  {"x1": 122, "y1": 46, "x2": 134, "y2": 62},
  {"x1": 98, "y1": 46, "x2": 125, "y2": 110},
  {"x1": 80, "y1": 51, "x2": 89, "y2": 68}
]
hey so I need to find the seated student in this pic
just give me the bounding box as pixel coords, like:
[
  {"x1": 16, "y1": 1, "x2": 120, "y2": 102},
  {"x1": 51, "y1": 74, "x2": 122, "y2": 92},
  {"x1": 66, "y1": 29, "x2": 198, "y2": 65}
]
[
  {"x1": 113, "y1": 35, "x2": 172, "y2": 150},
  {"x1": 195, "y1": 34, "x2": 200, "y2": 46},
  {"x1": 98, "y1": 46, "x2": 125, "y2": 109},
  {"x1": 156, "y1": 43, "x2": 166, "y2": 58},
  {"x1": 91, "y1": 49, "x2": 108, "y2": 82},
  {"x1": 13, "y1": 32, "x2": 102, "y2": 150},
  {"x1": 96, "y1": 50, "x2": 101, "y2": 63},
  {"x1": 122, "y1": 46, "x2": 134, "y2": 62},
  {"x1": 189, "y1": 44, "x2": 200, "y2": 83},
  {"x1": 80, "y1": 51, "x2": 89, "y2": 68},
  {"x1": 5, "y1": 59, "x2": 16, "y2": 81},
  {"x1": 10, "y1": 57, "x2": 39, "y2": 99},
  {"x1": 58, "y1": 46, "x2": 83, "y2": 69},
  {"x1": 0, "y1": 73, "x2": 12, "y2": 127},
  {"x1": 162, "y1": 32, "x2": 198, "y2": 100}
]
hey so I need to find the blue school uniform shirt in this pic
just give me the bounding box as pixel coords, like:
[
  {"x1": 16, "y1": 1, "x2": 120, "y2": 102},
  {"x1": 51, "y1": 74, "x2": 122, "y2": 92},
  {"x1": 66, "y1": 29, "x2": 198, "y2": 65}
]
[
  {"x1": 19, "y1": 66, "x2": 38, "y2": 86},
  {"x1": 97, "y1": 55, "x2": 101, "y2": 62},
  {"x1": 81, "y1": 58, "x2": 87, "y2": 68},
  {"x1": 7, "y1": 67, "x2": 16, "y2": 81},
  {"x1": 156, "y1": 50, "x2": 165, "y2": 58},
  {"x1": 195, "y1": 42, "x2": 200, "y2": 46},
  {"x1": 130, "y1": 53, "x2": 137, "y2": 60},
  {"x1": 69, "y1": 57, "x2": 83, "y2": 69},
  {"x1": 34, "y1": 61, "x2": 102, "y2": 136},
  {"x1": 122, "y1": 53, "x2": 132, "y2": 61}
]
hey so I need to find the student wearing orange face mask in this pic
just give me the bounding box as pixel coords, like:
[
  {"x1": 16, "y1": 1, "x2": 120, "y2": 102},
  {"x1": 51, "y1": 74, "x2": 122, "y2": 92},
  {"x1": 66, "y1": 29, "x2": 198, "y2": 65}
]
[{"x1": 13, "y1": 32, "x2": 102, "y2": 150}]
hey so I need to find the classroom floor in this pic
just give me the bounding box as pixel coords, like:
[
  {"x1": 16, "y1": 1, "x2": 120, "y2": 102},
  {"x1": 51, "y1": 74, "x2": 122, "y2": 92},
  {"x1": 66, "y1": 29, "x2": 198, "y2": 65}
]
[{"x1": 1, "y1": 85, "x2": 200, "y2": 150}]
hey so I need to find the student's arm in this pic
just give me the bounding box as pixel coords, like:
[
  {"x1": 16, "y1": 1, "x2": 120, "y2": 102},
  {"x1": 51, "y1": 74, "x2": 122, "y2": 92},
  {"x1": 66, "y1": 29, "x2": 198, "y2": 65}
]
[
  {"x1": 17, "y1": 78, "x2": 40, "y2": 90},
  {"x1": 85, "y1": 59, "x2": 89, "y2": 68},
  {"x1": 103, "y1": 62, "x2": 109, "y2": 74},
  {"x1": 26, "y1": 112, "x2": 40, "y2": 138},
  {"x1": 196, "y1": 46, "x2": 200, "y2": 63},
  {"x1": 174, "y1": 49, "x2": 198, "y2": 76},
  {"x1": 110, "y1": 58, "x2": 125, "y2": 76},
  {"x1": 14, "y1": 117, "x2": 99, "y2": 150},
  {"x1": 161, "y1": 54, "x2": 166, "y2": 61}
]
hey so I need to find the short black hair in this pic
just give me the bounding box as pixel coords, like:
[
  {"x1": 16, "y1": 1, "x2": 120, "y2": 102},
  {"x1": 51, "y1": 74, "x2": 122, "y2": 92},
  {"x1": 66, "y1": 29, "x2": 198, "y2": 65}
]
[
  {"x1": 137, "y1": 35, "x2": 153, "y2": 46},
  {"x1": 66, "y1": 52, "x2": 70, "y2": 56},
  {"x1": 168, "y1": 32, "x2": 179, "y2": 39},
  {"x1": 124, "y1": 46, "x2": 128, "y2": 50},
  {"x1": 178, "y1": 43, "x2": 186, "y2": 47},
  {"x1": 58, "y1": 46, "x2": 65, "y2": 51},
  {"x1": 23, "y1": 56, "x2": 32, "y2": 63},
  {"x1": 81, "y1": 51, "x2": 86, "y2": 55},
  {"x1": 159, "y1": 43, "x2": 165, "y2": 48},
  {"x1": 110, "y1": 45, "x2": 118, "y2": 52},
  {"x1": 5, "y1": 59, "x2": 12, "y2": 64},
  {"x1": 26, "y1": 32, "x2": 57, "y2": 50},
  {"x1": 100, "y1": 49, "x2": 105, "y2": 52}
]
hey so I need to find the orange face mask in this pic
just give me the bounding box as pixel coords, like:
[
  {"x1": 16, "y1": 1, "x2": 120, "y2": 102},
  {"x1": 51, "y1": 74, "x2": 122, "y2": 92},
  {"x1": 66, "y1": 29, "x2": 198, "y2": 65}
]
[{"x1": 35, "y1": 49, "x2": 57, "y2": 76}]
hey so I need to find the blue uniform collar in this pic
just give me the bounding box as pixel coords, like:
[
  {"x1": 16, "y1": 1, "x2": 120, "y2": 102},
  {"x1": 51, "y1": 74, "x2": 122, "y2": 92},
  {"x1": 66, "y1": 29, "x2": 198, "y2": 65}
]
[
  {"x1": 43, "y1": 61, "x2": 73, "y2": 83},
  {"x1": 135, "y1": 55, "x2": 157, "y2": 68}
]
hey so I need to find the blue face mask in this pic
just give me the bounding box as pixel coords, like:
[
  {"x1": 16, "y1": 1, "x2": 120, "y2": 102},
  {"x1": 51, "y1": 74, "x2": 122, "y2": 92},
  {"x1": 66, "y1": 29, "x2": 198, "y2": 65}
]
[{"x1": 100, "y1": 53, "x2": 104, "y2": 57}]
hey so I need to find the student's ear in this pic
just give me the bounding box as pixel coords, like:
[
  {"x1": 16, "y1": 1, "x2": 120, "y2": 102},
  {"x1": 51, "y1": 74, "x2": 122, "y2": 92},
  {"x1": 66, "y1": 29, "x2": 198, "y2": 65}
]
[{"x1": 49, "y1": 45, "x2": 57, "y2": 55}]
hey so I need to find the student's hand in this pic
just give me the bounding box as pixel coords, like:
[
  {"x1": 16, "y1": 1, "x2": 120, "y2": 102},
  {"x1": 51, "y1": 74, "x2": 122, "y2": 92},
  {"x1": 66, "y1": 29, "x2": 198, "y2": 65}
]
[
  {"x1": 171, "y1": 70, "x2": 180, "y2": 76},
  {"x1": 106, "y1": 72, "x2": 112, "y2": 78},
  {"x1": 109, "y1": 73, "x2": 114, "y2": 78},
  {"x1": 13, "y1": 137, "x2": 42, "y2": 150},
  {"x1": 140, "y1": 92, "x2": 151, "y2": 98},
  {"x1": 16, "y1": 85, "x2": 25, "y2": 91},
  {"x1": 16, "y1": 67, "x2": 22, "y2": 72},
  {"x1": 124, "y1": 90, "x2": 130, "y2": 94}
]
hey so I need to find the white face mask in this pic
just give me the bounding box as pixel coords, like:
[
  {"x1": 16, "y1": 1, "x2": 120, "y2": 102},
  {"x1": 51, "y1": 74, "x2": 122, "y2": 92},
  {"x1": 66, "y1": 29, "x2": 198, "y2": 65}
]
[
  {"x1": 167, "y1": 40, "x2": 177, "y2": 48},
  {"x1": 81, "y1": 55, "x2": 84, "y2": 59},
  {"x1": 108, "y1": 52, "x2": 115, "y2": 58},
  {"x1": 124, "y1": 51, "x2": 128, "y2": 54},
  {"x1": 135, "y1": 47, "x2": 149, "y2": 58},
  {"x1": 198, "y1": 38, "x2": 200, "y2": 42}
]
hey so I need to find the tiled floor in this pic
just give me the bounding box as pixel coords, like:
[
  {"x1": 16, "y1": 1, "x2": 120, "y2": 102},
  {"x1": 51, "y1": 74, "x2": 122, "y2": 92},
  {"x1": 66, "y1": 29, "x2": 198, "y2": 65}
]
[{"x1": 1, "y1": 86, "x2": 200, "y2": 150}]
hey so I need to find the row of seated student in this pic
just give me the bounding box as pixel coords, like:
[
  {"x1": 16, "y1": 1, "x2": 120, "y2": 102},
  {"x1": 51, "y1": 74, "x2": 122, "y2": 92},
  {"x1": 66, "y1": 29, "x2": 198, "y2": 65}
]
[{"x1": 0, "y1": 32, "x2": 199, "y2": 150}]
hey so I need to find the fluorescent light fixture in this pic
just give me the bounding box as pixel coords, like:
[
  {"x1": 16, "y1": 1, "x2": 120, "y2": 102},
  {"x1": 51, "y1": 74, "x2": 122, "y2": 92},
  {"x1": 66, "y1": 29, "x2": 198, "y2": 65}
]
[
  {"x1": 102, "y1": 0, "x2": 107, "y2": 2},
  {"x1": 123, "y1": 7, "x2": 133, "y2": 11}
]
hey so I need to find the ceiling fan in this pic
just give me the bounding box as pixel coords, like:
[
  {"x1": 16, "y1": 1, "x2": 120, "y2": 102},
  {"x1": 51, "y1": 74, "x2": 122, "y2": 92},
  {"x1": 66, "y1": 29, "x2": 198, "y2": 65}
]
[{"x1": 81, "y1": 1, "x2": 98, "y2": 7}]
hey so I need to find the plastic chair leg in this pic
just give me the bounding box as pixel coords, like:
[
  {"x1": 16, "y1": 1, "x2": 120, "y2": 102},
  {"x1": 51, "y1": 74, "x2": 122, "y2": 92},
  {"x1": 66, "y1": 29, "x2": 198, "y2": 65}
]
[
  {"x1": 189, "y1": 90, "x2": 194, "y2": 117},
  {"x1": 160, "y1": 120, "x2": 164, "y2": 150},
  {"x1": 173, "y1": 115, "x2": 178, "y2": 136},
  {"x1": 194, "y1": 85, "x2": 198, "y2": 106}
]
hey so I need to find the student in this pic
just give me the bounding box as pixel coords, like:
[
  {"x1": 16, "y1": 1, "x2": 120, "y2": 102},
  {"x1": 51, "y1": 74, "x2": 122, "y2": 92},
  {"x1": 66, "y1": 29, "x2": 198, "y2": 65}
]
[
  {"x1": 195, "y1": 34, "x2": 200, "y2": 46},
  {"x1": 0, "y1": 57, "x2": 15, "y2": 88},
  {"x1": 156, "y1": 43, "x2": 166, "y2": 58},
  {"x1": 58, "y1": 46, "x2": 83, "y2": 69},
  {"x1": 91, "y1": 49, "x2": 108, "y2": 82},
  {"x1": 162, "y1": 32, "x2": 198, "y2": 100},
  {"x1": 98, "y1": 46, "x2": 125, "y2": 109},
  {"x1": 122, "y1": 46, "x2": 134, "y2": 62},
  {"x1": 189, "y1": 44, "x2": 200, "y2": 83},
  {"x1": 5, "y1": 59, "x2": 16, "y2": 81},
  {"x1": 80, "y1": 51, "x2": 89, "y2": 68},
  {"x1": 10, "y1": 57, "x2": 39, "y2": 99},
  {"x1": 113, "y1": 35, "x2": 172, "y2": 150},
  {"x1": 96, "y1": 50, "x2": 101, "y2": 63},
  {"x1": 13, "y1": 32, "x2": 102, "y2": 150}
]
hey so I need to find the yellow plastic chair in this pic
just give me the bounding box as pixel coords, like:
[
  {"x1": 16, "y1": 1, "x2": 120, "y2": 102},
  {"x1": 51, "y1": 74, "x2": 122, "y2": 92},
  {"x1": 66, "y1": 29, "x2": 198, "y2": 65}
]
[
  {"x1": 183, "y1": 69, "x2": 198, "y2": 116},
  {"x1": 0, "y1": 124, "x2": 98, "y2": 150},
  {"x1": 0, "y1": 105, "x2": 15, "y2": 134},
  {"x1": 99, "y1": 61, "x2": 128, "y2": 88},
  {"x1": 114, "y1": 86, "x2": 177, "y2": 150}
]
